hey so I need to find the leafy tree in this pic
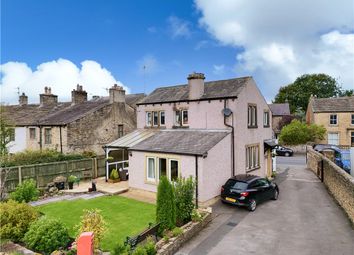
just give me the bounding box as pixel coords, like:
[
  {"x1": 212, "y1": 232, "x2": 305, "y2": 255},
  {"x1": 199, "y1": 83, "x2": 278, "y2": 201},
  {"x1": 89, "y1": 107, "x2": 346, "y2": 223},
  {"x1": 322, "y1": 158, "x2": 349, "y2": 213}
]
[
  {"x1": 156, "y1": 176, "x2": 176, "y2": 232},
  {"x1": 273, "y1": 74, "x2": 347, "y2": 113},
  {"x1": 279, "y1": 120, "x2": 326, "y2": 145},
  {"x1": 0, "y1": 108, "x2": 14, "y2": 156}
]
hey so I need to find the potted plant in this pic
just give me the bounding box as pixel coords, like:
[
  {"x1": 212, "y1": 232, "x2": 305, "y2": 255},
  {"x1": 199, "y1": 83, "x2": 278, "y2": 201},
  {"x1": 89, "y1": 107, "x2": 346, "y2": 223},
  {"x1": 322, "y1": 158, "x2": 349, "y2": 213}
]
[
  {"x1": 67, "y1": 175, "x2": 77, "y2": 189},
  {"x1": 108, "y1": 169, "x2": 120, "y2": 183}
]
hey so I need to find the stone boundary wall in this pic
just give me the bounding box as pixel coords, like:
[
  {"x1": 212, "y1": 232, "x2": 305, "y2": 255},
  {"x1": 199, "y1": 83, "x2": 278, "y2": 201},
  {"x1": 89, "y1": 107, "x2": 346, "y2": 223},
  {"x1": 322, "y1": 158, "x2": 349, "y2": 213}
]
[
  {"x1": 286, "y1": 144, "x2": 307, "y2": 154},
  {"x1": 307, "y1": 146, "x2": 354, "y2": 225},
  {"x1": 156, "y1": 211, "x2": 212, "y2": 255}
]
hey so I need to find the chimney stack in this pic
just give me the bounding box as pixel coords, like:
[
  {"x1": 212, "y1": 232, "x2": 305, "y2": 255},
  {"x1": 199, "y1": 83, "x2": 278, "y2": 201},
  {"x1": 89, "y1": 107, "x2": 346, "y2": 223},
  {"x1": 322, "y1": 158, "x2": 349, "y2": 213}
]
[
  {"x1": 188, "y1": 72, "x2": 205, "y2": 100},
  {"x1": 19, "y1": 92, "x2": 28, "y2": 106},
  {"x1": 40, "y1": 86, "x2": 58, "y2": 106},
  {"x1": 109, "y1": 84, "x2": 125, "y2": 104},
  {"x1": 71, "y1": 84, "x2": 87, "y2": 105}
]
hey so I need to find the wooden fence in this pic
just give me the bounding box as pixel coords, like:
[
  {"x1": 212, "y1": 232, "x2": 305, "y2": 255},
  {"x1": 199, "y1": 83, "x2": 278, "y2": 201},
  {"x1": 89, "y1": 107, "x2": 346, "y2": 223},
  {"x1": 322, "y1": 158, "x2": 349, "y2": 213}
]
[{"x1": 0, "y1": 156, "x2": 106, "y2": 192}]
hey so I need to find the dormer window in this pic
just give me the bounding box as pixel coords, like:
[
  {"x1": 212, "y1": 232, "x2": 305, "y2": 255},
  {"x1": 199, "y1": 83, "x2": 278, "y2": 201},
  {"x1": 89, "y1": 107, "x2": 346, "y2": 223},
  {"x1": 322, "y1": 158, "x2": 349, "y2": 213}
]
[
  {"x1": 153, "y1": 111, "x2": 159, "y2": 126},
  {"x1": 146, "y1": 112, "x2": 152, "y2": 126}
]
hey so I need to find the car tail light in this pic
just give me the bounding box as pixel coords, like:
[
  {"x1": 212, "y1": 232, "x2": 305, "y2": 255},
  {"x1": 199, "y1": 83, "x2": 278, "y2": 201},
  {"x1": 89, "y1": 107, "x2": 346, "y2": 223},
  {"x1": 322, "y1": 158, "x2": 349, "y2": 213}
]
[
  {"x1": 221, "y1": 186, "x2": 224, "y2": 193},
  {"x1": 240, "y1": 192, "x2": 249, "y2": 197}
]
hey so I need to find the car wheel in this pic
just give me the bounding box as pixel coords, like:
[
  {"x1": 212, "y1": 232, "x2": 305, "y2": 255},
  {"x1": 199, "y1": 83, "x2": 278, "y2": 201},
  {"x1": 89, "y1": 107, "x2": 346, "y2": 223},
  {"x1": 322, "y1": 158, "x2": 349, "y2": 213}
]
[
  {"x1": 285, "y1": 152, "x2": 290, "y2": 157},
  {"x1": 248, "y1": 199, "x2": 257, "y2": 211},
  {"x1": 272, "y1": 189, "x2": 279, "y2": 200}
]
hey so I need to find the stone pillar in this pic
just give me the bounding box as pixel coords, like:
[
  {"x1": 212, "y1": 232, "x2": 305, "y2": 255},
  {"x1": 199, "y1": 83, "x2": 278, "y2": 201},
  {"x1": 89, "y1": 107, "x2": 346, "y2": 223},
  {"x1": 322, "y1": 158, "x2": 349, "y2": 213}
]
[{"x1": 77, "y1": 232, "x2": 94, "y2": 255}]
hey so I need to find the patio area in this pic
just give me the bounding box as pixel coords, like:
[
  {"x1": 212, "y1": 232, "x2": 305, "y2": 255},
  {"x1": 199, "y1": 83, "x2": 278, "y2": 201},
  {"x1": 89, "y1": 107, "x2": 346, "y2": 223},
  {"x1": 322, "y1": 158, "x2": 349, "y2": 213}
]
[{"x1": 63, "y1": 177, "x2": 129, "y2": 195}]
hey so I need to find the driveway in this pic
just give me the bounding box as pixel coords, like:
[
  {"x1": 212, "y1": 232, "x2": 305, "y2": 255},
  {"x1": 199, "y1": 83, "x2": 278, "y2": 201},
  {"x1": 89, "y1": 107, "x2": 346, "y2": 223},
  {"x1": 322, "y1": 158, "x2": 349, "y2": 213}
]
[{"x1": 177, "y1": 155, "x2": 354, "y2": 255}]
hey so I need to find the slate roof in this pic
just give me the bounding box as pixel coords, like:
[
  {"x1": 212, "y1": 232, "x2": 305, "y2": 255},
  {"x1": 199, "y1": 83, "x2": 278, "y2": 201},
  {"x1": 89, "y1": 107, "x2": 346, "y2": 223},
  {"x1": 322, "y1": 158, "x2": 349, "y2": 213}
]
[
  {"x1": 268, "y1": 103, "x2": 290, "y2": 116},
  {"x1": 311, "y1": 96, "x2": 354, "y2": 113},
  {"x1": 138, "y1": 77, "x2": 251, "y2": 104},
  {"x1": 2, "y1": 93, "x2": 145, "y2": 126},
  {"x1": 2, "y1": 103, "x2": 71, "y2": 126},
  {"x1": 105, "y1": 129, "x2": 157, "y2": 148},
  {"x1": 130, "y1": 130, "x2": 230, "y2": 156}
]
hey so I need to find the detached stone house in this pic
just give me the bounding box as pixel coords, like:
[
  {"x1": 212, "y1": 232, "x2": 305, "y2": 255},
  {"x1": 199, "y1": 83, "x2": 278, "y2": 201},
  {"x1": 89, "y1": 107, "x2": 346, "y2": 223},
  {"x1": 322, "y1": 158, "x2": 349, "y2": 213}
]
[
  {"x1": 268, "y1": 103, "x2": 291, "y2": 138},
  {"x1": 306, "y1": 95, "x2": 354, "y2": 146},
  {"x1": 105, "y1": 73, "x2": 274, "y2": 206},
  {"x1": 4, "y1": 85, "x2": 144, "y2": 155}
]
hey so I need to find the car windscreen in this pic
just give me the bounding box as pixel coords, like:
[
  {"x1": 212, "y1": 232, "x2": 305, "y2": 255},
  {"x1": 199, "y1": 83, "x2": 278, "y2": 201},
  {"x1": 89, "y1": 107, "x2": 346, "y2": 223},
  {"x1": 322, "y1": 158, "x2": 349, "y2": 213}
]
[
  {"x1": 341, "y1": 153, "x2": 350, "y2": 161},
  {"x1": 224, "y1": 179, "x2": 248, "y2": 190}
]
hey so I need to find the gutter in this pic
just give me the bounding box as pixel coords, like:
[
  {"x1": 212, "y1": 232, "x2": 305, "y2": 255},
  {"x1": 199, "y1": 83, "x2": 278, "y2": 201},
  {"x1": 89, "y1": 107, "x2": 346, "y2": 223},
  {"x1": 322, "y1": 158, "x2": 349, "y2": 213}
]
[{"x1": 137, "y1": 95, "x2": 238, "y2": 106}]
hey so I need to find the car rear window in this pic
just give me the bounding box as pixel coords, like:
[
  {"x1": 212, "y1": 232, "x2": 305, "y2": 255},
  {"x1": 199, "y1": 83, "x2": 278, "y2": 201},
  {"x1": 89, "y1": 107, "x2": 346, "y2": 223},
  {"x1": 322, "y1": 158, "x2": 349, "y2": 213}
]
[{"x1": 224, "y1": 179, "x2": 248, "y2": 190}]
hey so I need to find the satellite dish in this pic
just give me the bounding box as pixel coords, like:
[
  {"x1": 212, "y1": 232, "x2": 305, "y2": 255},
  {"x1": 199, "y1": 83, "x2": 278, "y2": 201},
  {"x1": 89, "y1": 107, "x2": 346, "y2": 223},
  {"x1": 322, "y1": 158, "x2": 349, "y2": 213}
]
[{"x1": 222, "y1": 108, "x2": 232, "y2": 117}]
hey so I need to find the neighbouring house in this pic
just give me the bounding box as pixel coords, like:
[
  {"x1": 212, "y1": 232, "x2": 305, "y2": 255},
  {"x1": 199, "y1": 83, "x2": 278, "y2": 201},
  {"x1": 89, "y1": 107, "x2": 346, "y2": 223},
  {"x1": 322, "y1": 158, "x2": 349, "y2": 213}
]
[
  {"x1": 105, "y1": 73, "x2": 274, "y2": 206},
  {"x1": 268, "y1": 103, "x2": 291, "y2": 138},
  {"x1": 3, "y1": 85, "x2": 145, "y2": 155},
  {"x1": 306, "y1": 95, "x2": 354, "y2": 146}
]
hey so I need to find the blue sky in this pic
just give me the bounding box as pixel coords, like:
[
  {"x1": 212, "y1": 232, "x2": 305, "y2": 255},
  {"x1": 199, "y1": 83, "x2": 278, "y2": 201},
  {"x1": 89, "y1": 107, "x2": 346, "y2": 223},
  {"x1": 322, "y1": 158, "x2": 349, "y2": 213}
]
[{"x1": 1, "y1": 0, "x2": 353, "y2": 104}]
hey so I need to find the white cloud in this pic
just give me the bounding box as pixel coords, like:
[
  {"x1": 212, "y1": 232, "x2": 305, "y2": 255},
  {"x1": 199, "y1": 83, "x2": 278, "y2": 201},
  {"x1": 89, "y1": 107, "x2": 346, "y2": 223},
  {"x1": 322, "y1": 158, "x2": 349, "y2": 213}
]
[
  {"x1": 137, "y1": 54, "x2": 159, "y2": 75},
  {"x1": 195, "y1": 0, "x2": 354, "y2": 99},
  {"x1": 213, "y1": 64, "x2": 226, "y2": 76},
  {"x1": 167, "y1": 15, "x2": 191, "y2": 39},
  {"x1": 0, "y1": 59, "x2": 127, "y2": 104},
  {"x1": 147, "y1": 26, "x2": 157, "y2": 33}
]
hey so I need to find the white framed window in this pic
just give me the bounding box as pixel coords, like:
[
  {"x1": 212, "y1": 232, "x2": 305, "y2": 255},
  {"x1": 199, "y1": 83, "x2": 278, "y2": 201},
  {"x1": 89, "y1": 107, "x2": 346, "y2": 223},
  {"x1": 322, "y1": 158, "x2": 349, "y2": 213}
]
[
  {"x1": 246, "y1": 144, "x2": 260, "y2": 171},
  {"x1": 182, "y1": 110, "x2": 188, "y2": 125},
  {"x1": 329, "y1": 114, "x2": 337, "y2": 125},
  {"x1": 153, "y1": 111, "x2": 159, "y2": 126},
  {"x1": 263, "y1": 111, "x2": 270, "y2": 127},
  {"x1": 328, "y1": 133, "x2": 339, "y2": 145},
  {"x1": 146, "y1": 157, "x2": 156, "y2": 182},
  {"x1": 248, "y1": 104, "x2": 257, "y2": 128},
  {"x1": 160, "y1": 111, "x2": 165, "y2": 126},
  {"x1": 146, "y1": 112, "x2": 152, "y2": 126},
  {"x1": 158, "y1": 158, "x2": 167, "y2": 179},
  {"x1": 169, "y1": 159, "x2": 179, "y2": 181},
  {"x1": 175, "y1": 110, "x2": 188, "y2": 126}
]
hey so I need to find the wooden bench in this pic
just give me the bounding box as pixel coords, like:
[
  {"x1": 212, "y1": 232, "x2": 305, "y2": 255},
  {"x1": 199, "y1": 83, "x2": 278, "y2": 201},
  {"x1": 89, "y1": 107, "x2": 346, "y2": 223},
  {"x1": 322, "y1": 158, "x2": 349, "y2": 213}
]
[{"x1": 124, "y1": 222, "x2": 160, "y2": 249}]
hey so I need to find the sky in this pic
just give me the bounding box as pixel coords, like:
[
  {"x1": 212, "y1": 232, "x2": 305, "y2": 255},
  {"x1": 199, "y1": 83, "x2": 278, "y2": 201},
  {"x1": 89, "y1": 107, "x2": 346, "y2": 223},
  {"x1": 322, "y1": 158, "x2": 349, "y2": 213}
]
[{"x1": 1, "y1": 0, "x2": 353, "y2": 104}]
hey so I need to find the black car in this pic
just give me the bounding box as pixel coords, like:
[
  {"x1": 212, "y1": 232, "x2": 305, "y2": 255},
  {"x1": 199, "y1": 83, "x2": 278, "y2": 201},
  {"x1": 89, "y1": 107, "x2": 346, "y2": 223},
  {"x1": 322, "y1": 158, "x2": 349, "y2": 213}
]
[
  {"x1": 221, "y1": 174, "x2": 279, "y2": 211},
  {"x1": 274, "y1": 145, "x2": 293, "y2": 157}
]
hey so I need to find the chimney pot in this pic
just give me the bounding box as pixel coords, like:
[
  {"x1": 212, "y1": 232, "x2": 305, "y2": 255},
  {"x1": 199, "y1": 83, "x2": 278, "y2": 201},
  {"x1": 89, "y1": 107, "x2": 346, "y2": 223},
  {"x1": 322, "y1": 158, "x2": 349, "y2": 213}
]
[
  {"x1": 71, "y1": 84, "x2": 87, "y2": 105},
  {"x1": 19, "y1": 92, "x2": 28, "y2": 106},
  {"x1": 188, "y1": 72, "x2": 205, "y2": 100},
  {"x1": 109, "y1": 84, "x2": 125, "y2": 104}
]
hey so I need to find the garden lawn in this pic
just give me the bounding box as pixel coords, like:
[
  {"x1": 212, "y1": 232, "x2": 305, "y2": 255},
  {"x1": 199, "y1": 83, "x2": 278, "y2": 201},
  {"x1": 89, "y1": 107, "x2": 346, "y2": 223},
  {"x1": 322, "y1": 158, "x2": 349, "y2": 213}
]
[{"x1": 38, "y1": 196, "x2": 155, "y2": 252}]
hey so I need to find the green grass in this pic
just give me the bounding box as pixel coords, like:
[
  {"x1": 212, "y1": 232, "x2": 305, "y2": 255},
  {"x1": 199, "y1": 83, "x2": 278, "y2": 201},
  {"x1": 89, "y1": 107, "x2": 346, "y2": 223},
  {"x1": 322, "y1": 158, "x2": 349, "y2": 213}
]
[{"x1": 38, "y1": 196, "x2": 156, "y2": 251}]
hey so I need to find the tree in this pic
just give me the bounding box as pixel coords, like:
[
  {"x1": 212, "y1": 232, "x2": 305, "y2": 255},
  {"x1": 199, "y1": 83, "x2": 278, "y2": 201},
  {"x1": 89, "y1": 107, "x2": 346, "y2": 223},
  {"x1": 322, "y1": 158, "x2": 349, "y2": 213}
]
[
  {"x1": 0, "y1": 107, "x2": 14, "y2": 156},
  {"x1": 273, "y1": 74, "x2": 347, "y2": 113},
  {"x1": 279, "y1": 120, "x2": 326, "y2": 145},
  {"x1": 174, "y1": 177, "x2": 195, "y2": 226},
  {"x1": 156, "y1": 176, "x2": 176, "y2": 232}
]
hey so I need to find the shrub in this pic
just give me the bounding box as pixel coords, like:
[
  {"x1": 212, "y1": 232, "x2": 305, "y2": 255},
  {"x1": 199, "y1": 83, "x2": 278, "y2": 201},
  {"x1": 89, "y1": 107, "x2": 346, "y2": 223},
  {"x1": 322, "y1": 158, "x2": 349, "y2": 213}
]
[
  {"x1": 23, "y1": 217, "x2": 70, "y2": 254},
  {"x1": 0, "y1": 149, "x2": 87, "y2": 167},
  {"x1": 191, "y1": 209, "x2": 202, "y2": 222},
  {"x1": 156, "y1": 176, "x2": 176, "y2": 232},
  {"x1": 279, "y1": 120, "x2": 326, "y2": 145},
  {"x1": 0, "y1": 200, "x2": 39, "y2": 242},
  {"x1": 110, "y1": 169, "x2": 119, "y2": 180},
  {"x1": 143, "y1": 236, "x2": 156, "y2": 255},
  {"x1": 174, "y1": 177, "x2": 195, "y2": 225},
  {"x1": 111, "y1": 243, "x2": 129, "y2": 255},
  {"x1": 77, "y1": 209, "x2": 106, "y2": 249},
  {"x1": 10, "y1": 179, "x2": 39, "y2": 203},
  {"x1": 172, "y1": 227, "x2": 183, "y2": 237},
  {"x1": 131, "y1": 246, "x2": 147, "y2": 255}
]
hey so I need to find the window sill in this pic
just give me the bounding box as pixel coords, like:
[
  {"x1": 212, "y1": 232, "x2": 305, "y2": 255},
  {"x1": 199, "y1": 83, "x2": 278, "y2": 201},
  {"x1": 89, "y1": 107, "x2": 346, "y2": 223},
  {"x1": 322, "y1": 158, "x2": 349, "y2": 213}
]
[
  {"x1": 246, "y1": 167, "x2": 260, "y2": 173},
  {"x1": 263, "y1": 125, "x2": 270, "y2": 128},
  {"x1": 248, "y1": 125, "x2": 258, "y2": 129},
  {"x1": 144, "y1": 126, "x2": 166, "y2": 129},
  {"x1": 145, "y1": 180, "x2": 157, "y2": 185},
  {"x1": 172, "y1": 125, "x2": 189, "y2": 129}
]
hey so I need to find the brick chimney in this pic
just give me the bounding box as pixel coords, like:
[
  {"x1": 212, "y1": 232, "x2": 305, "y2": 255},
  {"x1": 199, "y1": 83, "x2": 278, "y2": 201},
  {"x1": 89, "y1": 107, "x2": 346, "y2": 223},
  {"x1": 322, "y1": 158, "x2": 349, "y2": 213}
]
[
  {"x1": 188, "y1": 72, "x2": 205, "y2": 100},
  {"x1": 19, "y1": 92, "x2": 28, "y2": 106},
  {"x1": 109, "y1": 84, "x2": 125, "y2": 104},
  {"x1": 71, "y1": 84, "x2": 87, "y2": 105},
  {"x1": 40, "y1": 86, "x2": 58, "y2": 106}
]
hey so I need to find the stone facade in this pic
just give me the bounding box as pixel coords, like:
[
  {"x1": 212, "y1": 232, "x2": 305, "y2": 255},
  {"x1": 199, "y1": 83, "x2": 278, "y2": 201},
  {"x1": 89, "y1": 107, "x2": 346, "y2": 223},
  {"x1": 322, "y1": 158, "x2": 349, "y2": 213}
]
[
  {"x1": 307, "y1": 146, "x2": 354, "y2": 225},
  {"x1": 309, "y1": 112, "x2": 353, "y2": 146}
]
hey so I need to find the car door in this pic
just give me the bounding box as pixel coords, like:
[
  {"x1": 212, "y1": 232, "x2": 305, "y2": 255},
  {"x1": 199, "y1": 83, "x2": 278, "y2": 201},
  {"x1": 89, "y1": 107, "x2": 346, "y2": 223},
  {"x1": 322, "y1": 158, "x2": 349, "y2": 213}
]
[
  {"x1": 259, "y1": 178, "x2": 273, "y2": 200},
  {"x1": 248, "y1": 179, "x2": 266, "y2": 202}
]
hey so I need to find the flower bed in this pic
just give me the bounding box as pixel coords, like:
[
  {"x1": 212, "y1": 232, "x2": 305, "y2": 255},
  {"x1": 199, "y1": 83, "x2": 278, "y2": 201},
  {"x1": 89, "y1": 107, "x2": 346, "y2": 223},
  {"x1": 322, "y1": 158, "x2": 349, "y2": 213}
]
[{"x1": 155, "y1": 208, "x2": 212, "y2": 255}]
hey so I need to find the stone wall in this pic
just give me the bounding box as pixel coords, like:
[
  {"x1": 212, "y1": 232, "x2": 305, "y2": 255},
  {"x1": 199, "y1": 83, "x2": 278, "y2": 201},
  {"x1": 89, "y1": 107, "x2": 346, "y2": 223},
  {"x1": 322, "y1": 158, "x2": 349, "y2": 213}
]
[
  {"x1": 156, "y1": 211, "x2": 212, "y2": 255},
  {"x1": 286, "y1": 144, "x2": 307, "y2": 154},
  {"x1": 307, "y1": 146, "x2": 354, "y2": 225},
  {"x1": 67, "y1": 103, "x2": 136, "y2": 155}
]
